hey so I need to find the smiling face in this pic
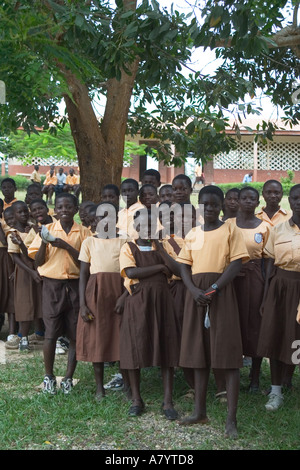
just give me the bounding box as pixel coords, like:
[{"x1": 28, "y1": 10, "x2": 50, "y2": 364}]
[
  {"x1": 55, "y1": 197, "x2": 77, "y2": 224},
  {"x1": 30, "y1": 201, "x2": 48, "y2": 224}
]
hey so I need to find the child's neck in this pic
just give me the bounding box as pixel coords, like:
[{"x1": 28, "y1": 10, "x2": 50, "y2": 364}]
[
  {"x1": 137, "y1": 237, "x2": 152, "y2": 246},
  {"x1": 264, "y1": 204, "x2": 280, "y2": 219},
  {"x1": 127, "y1": 200, "x2": 137, "y2": 209},
  {"x1": 4, "y1": 195, "x2": 15, "y2": 204},
  {"x1": 204, "y1": 219, "x2": 223, "y2": 231},
  {"x1": 14, "y1": 220, "x2": 28, "y2": 232},
  {"x1": 60, "y1": 219, "x2": 74, "y2": 234}
]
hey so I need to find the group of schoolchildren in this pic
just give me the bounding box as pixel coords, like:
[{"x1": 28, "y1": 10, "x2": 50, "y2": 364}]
[{"x1": 0, "y1": 168, "x2": 300, "y2": 440}]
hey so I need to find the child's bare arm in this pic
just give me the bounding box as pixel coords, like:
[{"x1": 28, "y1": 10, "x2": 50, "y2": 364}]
[{"x1": 12, "y1": 253, "x2": 42, "y2": 284}]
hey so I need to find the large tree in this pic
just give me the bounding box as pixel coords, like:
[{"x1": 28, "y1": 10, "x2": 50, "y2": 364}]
[{"x1": 0, "y1": 0, "x2": 299, "y2": 200}]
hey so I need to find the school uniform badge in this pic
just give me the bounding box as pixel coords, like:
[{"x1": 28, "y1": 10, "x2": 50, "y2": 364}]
[{"x1": 254, "y1": 233, "x2": 263, "y2": 244}]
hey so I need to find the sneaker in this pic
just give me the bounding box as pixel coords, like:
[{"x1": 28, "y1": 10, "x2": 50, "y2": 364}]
[
  {"x1": 43, "y1": 375, "x2": 57, "y2": 395},
  {"x1": 60, "y1": 378, "x2": 73, "y2": 394},
  {"x1": 265, "y1": 393, "x2": 283, "y2": 411},
  {"x1": 104, "y1": 373, "x2": 124, "y2": 390},
  {"x1": 19, "y1": 336, "x2": 30, "y2": 352},
  {"x1": 5, "y1": 335, "x2": 21, "y2": 350},
  {"x1": 55, "y1": 336, "x2": 69, "y2": 355},
  {"x1": 28, "y1": 332, "x2": 44, "y2": 345}
]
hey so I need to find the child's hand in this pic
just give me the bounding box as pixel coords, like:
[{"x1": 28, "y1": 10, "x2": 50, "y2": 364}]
[
  {"x1": 192, "y1": 287, "x2": 210, "y2": 306},
  {"x1": 24, "y1": 225, "x2": 31, "y2": 233},
  {"x1": 10, "y1": 232, "x2": 23, "y2": 246},
  {"x1": 49, "y1": 238, "x2": 68, "y2": 249},
  {"x1": 79, "y1": 305, "x2": 94, "y2": 322},
  {"x1": 115, "y1": 297, "x2": 125, "y2": 315}
]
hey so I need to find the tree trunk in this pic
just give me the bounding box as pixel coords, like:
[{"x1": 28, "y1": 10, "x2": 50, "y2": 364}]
[{"x1": 62, "y1": 58, "x2": 139, "y2": 202}]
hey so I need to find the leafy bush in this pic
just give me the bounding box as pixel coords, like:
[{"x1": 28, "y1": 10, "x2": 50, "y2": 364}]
[{"x1": 217, "y1": 181, "x2": 293, "y2": 196}]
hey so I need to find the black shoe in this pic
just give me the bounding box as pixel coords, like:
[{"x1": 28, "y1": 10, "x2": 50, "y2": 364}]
[
  {"x1": 162, "y1": 403, "x2": 179, "y2": 420},
  {"x1": 128, "y1": 401, "x2": 144, "y2": 417}
]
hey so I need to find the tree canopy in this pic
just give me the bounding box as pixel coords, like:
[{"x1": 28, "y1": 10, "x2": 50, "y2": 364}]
[{"x1": 0, "y1": 0, "x2": 299, "y2": 198}]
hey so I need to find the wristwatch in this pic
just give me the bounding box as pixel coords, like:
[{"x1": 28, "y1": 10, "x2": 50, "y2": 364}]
[{"x1": 211, "y1": 283, "x2": 219, "y2": 292}]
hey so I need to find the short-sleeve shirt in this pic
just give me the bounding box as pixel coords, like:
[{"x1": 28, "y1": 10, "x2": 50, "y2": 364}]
[
  {"x1": 79, "y1": 235, "x2": 127, "y2": 274},
  {"x1": 256, "y1": 206, "x2": 291, "y2": 227},
  {"x1": 28, "y1": 220, "x2": 91, "y2": 279},
  {"x1": 3, "y1": 198, "x2": 17, "y2": 211},
  {"x1": 117, "y1": 201, "x2": 144, "y2": 239},
  {"x1": 31, "y1": 170, "x2": 41, "y2": 184},
  {"x1": 226, "y1": 218, "x2": 270, "y2": 260},
  {"x1": 176, "y1": 223, "x2": 250, "y2": 274},
  {"x1": 44, "y1": 174, "x2": 57, "y2": 186},
  {"x1": 66, "y1": 175, "x2": 78, "y2": 185},
  {"x1": 263, "y1": 218, "x2": 300, "y2": 272},
  {"x1": 7, "y1": 230, "x2": 29, "y2": 254}
]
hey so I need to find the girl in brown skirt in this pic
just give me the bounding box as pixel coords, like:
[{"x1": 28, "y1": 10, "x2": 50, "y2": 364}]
[
  {"x1": 0, "y1": 200, "x2": 15, "y2": 333},
  {"x1": 257, "y1": 184, "x2": 300, "y2": 411},
  {"x1": 119, "y1": 208, "x2": 180, "y2": 420},
  {"x1": 77, "y1": 202, "x2": 128, "y2": 401},
  {"x1": 228, "y1": 187, "x2": 270, "y2": 392},
  {"x1": 177, "y1": 185, "x2": 249, "y2": 438},
  {"x1": 7, "y1": 201, "x2": 43, "y2": 351}
]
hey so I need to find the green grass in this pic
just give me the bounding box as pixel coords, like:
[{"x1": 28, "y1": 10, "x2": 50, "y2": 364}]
[{"x1": 0, "y1": 341, "x2": 299, "y2": 450}]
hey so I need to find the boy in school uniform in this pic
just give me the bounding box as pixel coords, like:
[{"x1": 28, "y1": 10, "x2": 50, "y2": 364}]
[
  {"x1": 28, "y1": 193, "x2": 91, "y2": 395},
  {"x1": 256, "y1": 180, "x2": 291, "y2": 226}
]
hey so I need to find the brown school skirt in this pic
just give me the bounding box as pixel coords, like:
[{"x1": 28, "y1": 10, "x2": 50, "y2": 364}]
[
  {"x1": 179, "y1": 273, "x2": 243, "y2": 370},
  {"x1": 42, "y1": 277, "x2": 79, "y2": 341},
  {"x1": 169, "y1": 279, "x2": 186, "y2": 337},
  {"x1": 14, "y1": 259, "x2": 42, "y2": 322},
  {"x1": 76, "y1": 272, "x2": 123, "y2": 363},
  {"x1": 119, "y1": 279, "x2": 180, "y2": 369},
  {"x1": 257, "y1": 268, "x2": 300, "y2": 365},
  {"x1": 233, "y1": 259, "x2": 265, "y2": 357},
  {"x1": 0, "y1": 247, "x2": 14, "y2": 313}
]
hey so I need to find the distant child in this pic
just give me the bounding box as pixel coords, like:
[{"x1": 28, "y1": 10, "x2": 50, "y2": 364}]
[
  {"x1": 172, "y1": 174, "x2": 192, "y2": 205},
  {"x1": 1, "y1": 178, "x2": 17, "y2": 210},
  {"x1": 119, "y1": 208, "x2": 180, "y2": 419},
  {"x1": 6, "y1": 201, "x2": 43, "y2": 351},
  {"x1": 222, "y1": 188, "x2": 240, "y2": 221},
  {"x1": 159, "y1": 184, "x2": 173, "y2": 203},
  {"x1": 101, "y1": 184, "x2": 120, "y2": 208},
  {"x1": 79, "y1": 201, "x2": 96, "y2": 227},
  {"x1": 256, "y1": 180, "x2": 291, "y2": 226},
  {"x1": 141, "y1": 169, "x2": 161, "y2": 189},
  {"x1": 30, "y1": 165, "x2": 42, "y2": 185},
  {"x1": 42, "y1": 168, "x2": 57, "y2": 205},
  {"x1": 77, "y1": 202, "x2": 128, "y2": 401},
  {"x1": 28, "y1": 193, "x2": 91, "y2": 395},
  {"x1": 177, "y1": 185, "x2": 249, "y2": 438}
]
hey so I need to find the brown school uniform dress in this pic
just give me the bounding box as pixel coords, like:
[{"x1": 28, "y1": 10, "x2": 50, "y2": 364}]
[
  {"x1": 257, "y1": 219, "x2": 300, "y2": 364},
  {"x1": 119, "y1": 240, "x2": 180, "y2": 369},
  {"x1": 0, "y1": 219, "x2": 14, "y2": 314},
  {"x1": 177, "y1": 223, "x2": 249, "y2": 370},
  {"x1": 7, "y1": 229, "x2": 42, "y2": 322},
  {"x1": 227, "y1": 219, "x2": 270, "y2": 357},
  {"x1": 76, "y1": 235, "x2": 127, "y2": 363},
  {"x1": 162, "y1": 235, "x2": 186, "y2": 334}
]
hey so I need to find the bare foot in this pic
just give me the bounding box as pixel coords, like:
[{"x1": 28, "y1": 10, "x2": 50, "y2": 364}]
[
  {"x1": 95, "y1": 391, "x2": 105, "y2": 402},
  {"x1": 225, "y1": 420, "x2": 238, "y2": 439},
  {"x1": 179, "y1": 414, "x2": 209, "y2": 426}
]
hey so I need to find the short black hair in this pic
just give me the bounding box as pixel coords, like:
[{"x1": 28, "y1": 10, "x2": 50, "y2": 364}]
[
  {"x1": 29, "y1": 198, "x2": 48, "y2": 209},
  {"x1": 239, "y1": 186, "x2": 260, "y2": 200},
  {"x1": 1, "y1": 177, "x2": 17, "y2": 189},
  {"x1": 142, "y1": 169, "x2": 161, "y2": 184},
  {"x1": 26, "y1": 183, "x2": 42, "y2": 193},
  {"x1": 172, "y1": 174, "x2": 192, "y2": 188},
  {"x1": 225, "y1": 188, "x2": 240, "y2": 197},
  {"x1": 139, "y1": 184, "x2": 157, "y2": 197},
  {"x1": 263, "y1": 179, "x2": 283, "y2": 191},
  {"x1": 289, "y1": 184, "x2": 300, "y2": 196},
  {"x1": 159, "y1": 184, "x2": 172, "y2": 194},
  {"x1": 102, "y1": 184, "x2": 120, "y2": 197},
  {"x1": 11, "y1": 200, "x2": 28, "y2": 211},
  {"x1": 198, "y1": 185, "x2": 224, "y2": 204},
  {"x1": 121, "y1": 178, "x2": 139, "y2": 191},
  {"x1": 55, "y1": 192, "x2": 78, "y2": 208}
]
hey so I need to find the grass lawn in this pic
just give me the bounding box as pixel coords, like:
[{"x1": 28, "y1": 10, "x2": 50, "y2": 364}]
[{"x1": 1, "y1": 189, "x2": 297, "y2": 451}]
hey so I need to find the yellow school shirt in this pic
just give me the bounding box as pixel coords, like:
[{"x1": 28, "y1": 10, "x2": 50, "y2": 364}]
[
  {"x1": 162, "y1": 235, "x2": 185, "y2": 281},
  {"x1": 263, "y1": 218, "x2": 300, "y2": 272},
  {"x1": 7, "y1": 230, "x2": 29, "y2": 254},
  {"x1": 31, "y1": 170, "x2": 41, "y2": 184},
  {"x1": 256, "y1": 207, "x2": 291, "y2": 227},
  {"x1": 79, "y1": 235, "x2": 127, "y2": 274},
  {"x1": 66, "y1": 174, "x2": 78, "y2": 185},
  {"x1": 226, "y1": 218, "x2": 270, "y2": 260},
  {"x1": 44, "y1": 174, "x2": 57, "y2": 186},
  {"x1": 3, "y1": 198, "x2": 17, "y2": 210},
  {"x1": 177, "y1": 223, "x2": 250, "y2": 274},
  {"x1": 117, "y1": 201, "x2": 144, "y2": 239},
  {"x1": 28, "y1": 220, "x2": 91, "y2": 279}
]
